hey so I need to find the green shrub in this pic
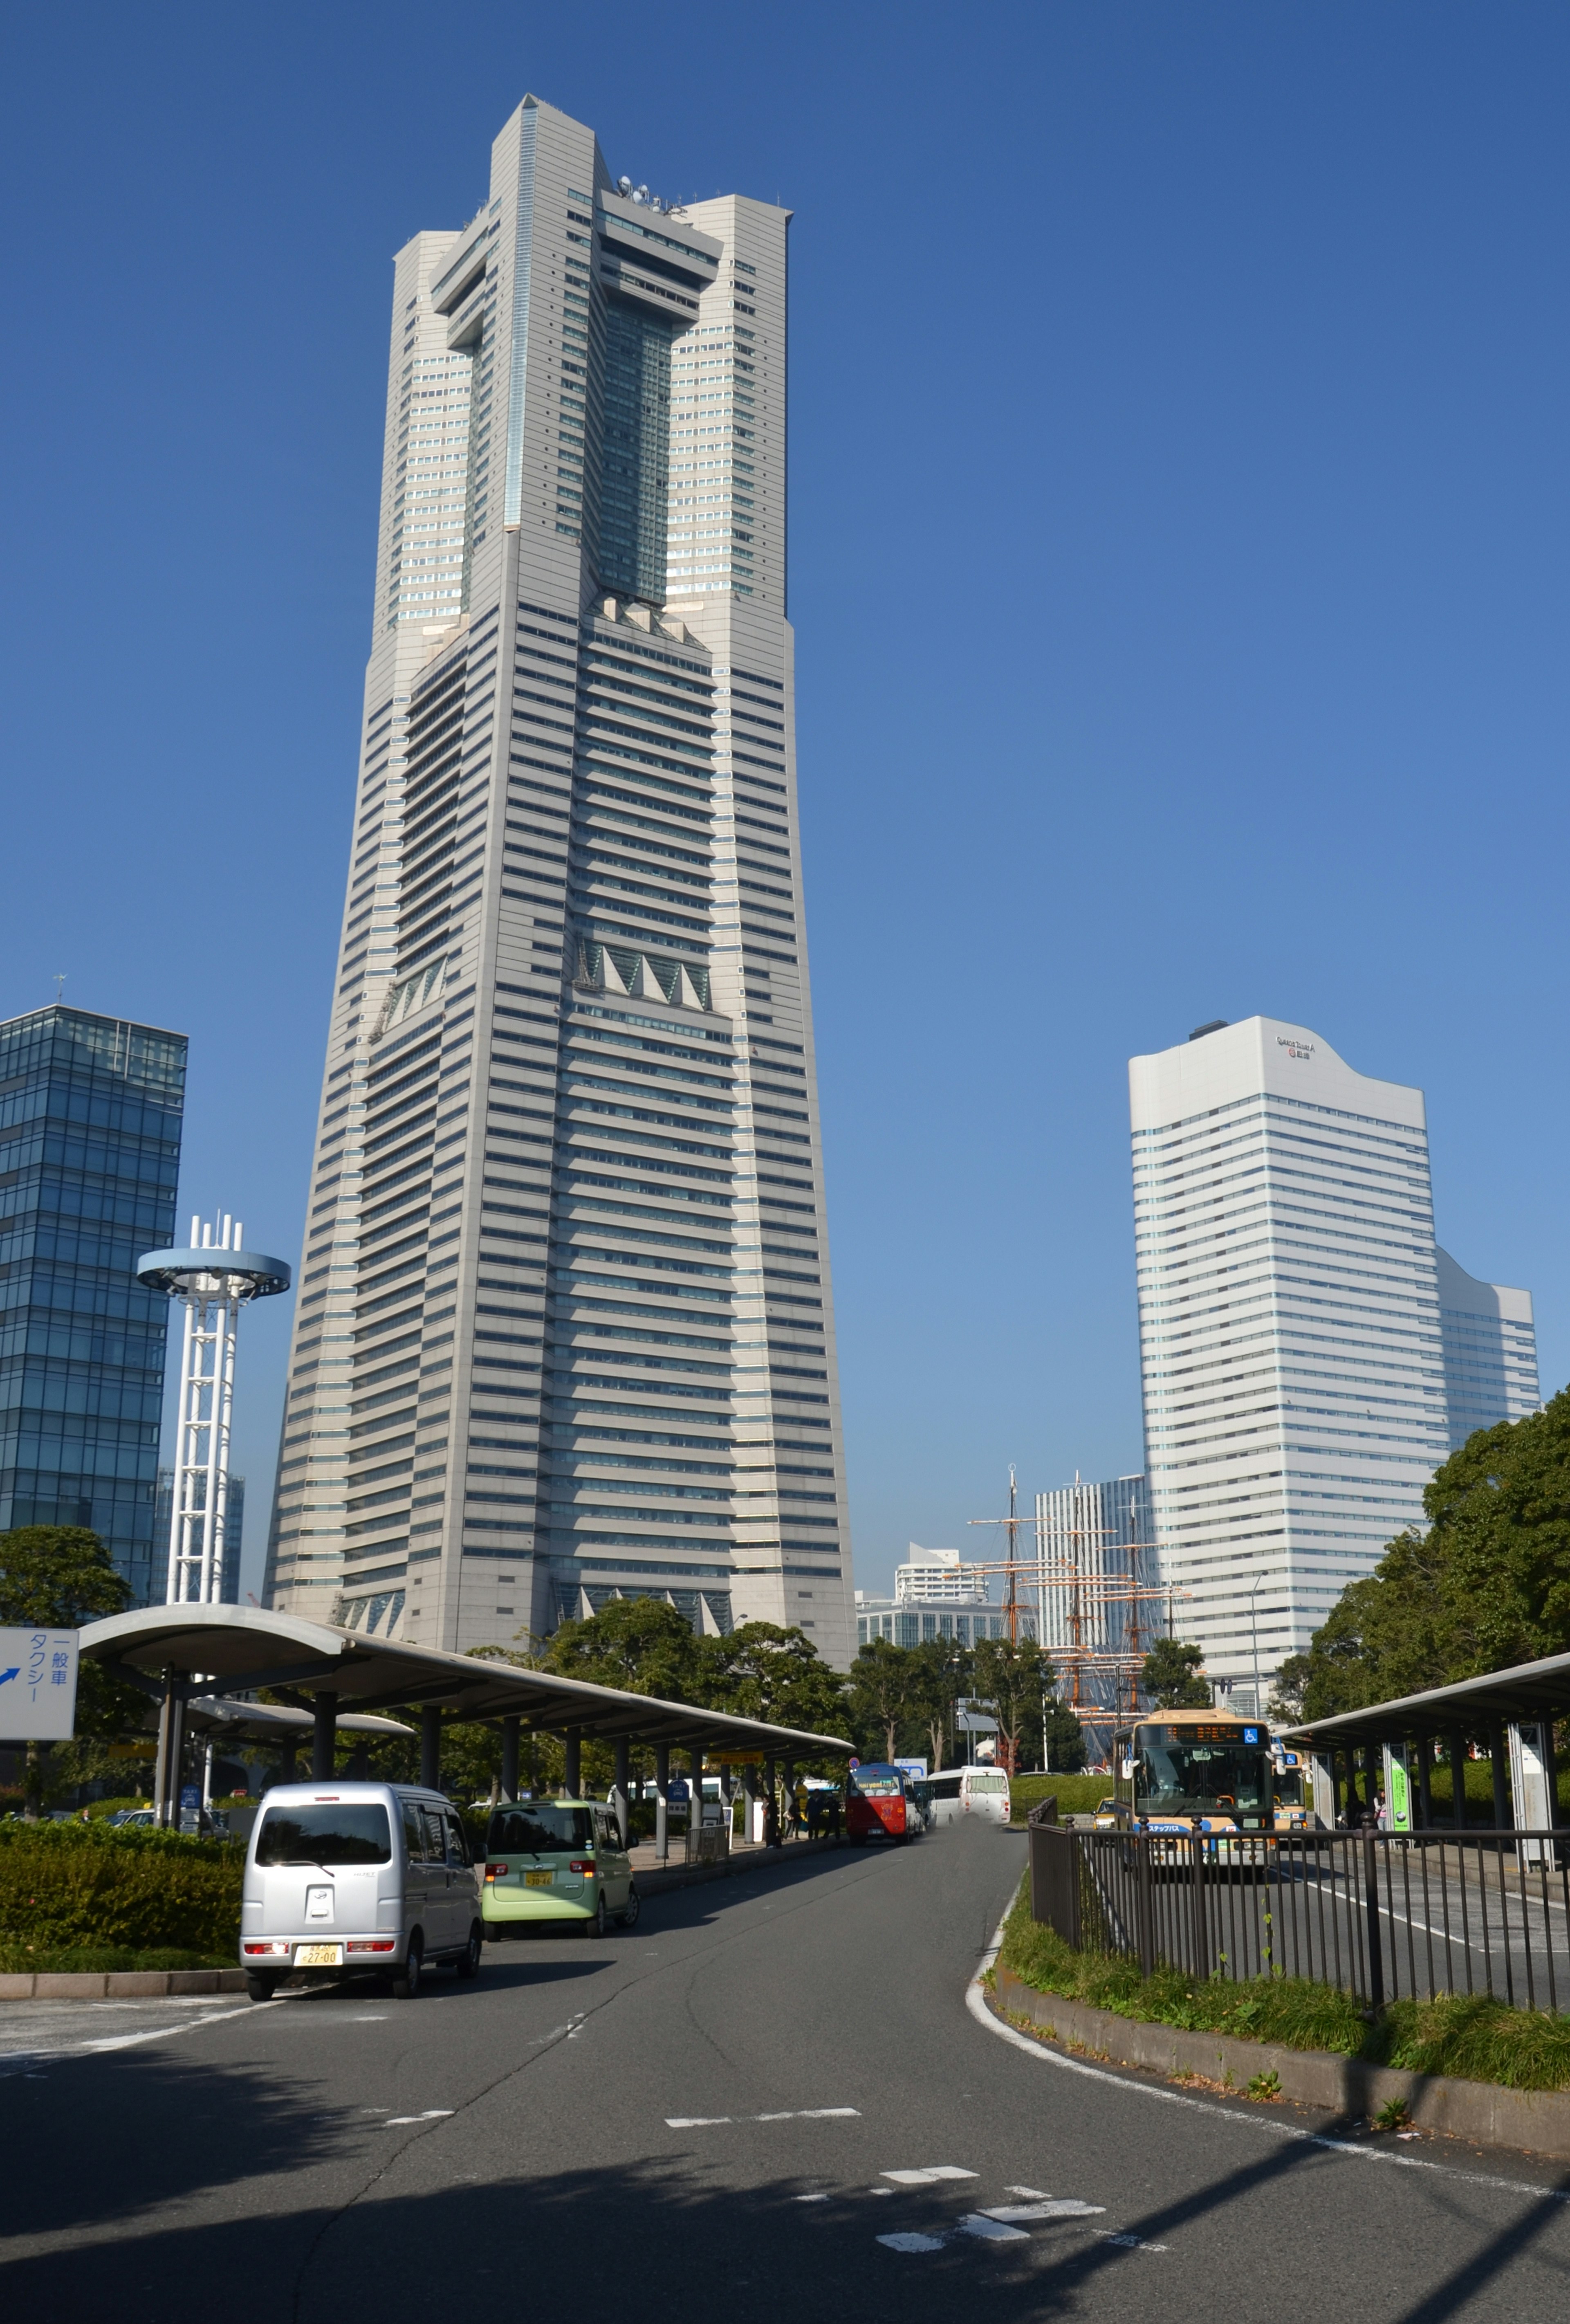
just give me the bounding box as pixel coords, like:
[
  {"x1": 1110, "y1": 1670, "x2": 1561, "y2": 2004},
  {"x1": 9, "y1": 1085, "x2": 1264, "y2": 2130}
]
[
  {"x1": 0, "y1": 1820, "x2": 242, "y2": 1957},
  {"x1": 1009, "y1": 1773, "x2": 1116, "y2": 1822},
  {"x1": 998, "y1": 1879, "x2": 1570, "y2": 2089},
  {"x1": 0, "y1": 1945, "x2": 233, "y2": 1973}
]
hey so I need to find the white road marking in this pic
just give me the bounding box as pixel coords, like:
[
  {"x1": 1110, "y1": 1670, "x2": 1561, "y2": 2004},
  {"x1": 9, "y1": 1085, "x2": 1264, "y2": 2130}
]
[
  {"x1": 881, "y1": 2167, "x2": 979, "y2": 2185},
  {"x1": 796, "y1": 2193, "x2": 830, "y2": 2203},
  {"x1": 1099, "y1": 2232, "x2": 1169, "y2": 2252},
  {"x1": 958, "y1": 2213, "x2": 1029, "y2": 2241},
  {"x1": 666, "y1": 2106, "x2": 861, "y2": 2129},
  {"x1": 384, "y1": 2109, "x2": 454, "y2": 2125},
  {"x1": 966, "y1": 1905, "x2": 1570, "y2": 2207},
  {"x1": 983, "y1": 2201, "x2": 1105, "y2": 2221},
  {"x1": 878, "y1": 2232, "x2": 946, "y2": 2253}
]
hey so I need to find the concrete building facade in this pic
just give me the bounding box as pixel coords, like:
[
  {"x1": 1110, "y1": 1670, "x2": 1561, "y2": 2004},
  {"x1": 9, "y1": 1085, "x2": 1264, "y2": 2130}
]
[
  {"x1": 265, "y1": 96, "x2": 853, "y2": 1662},
  {"x1": 1130, "y1": 1016, "x2": 1537, "y2": 1693}
]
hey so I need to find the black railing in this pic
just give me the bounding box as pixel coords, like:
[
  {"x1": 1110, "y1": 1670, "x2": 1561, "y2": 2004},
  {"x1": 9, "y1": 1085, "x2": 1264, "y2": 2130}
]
[{"x1": 1025, "y1": 1823, "x2": 1570, "y2": 2010}]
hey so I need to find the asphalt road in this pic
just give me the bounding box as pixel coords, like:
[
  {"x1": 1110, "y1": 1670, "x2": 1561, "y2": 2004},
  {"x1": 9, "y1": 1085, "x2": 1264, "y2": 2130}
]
[{"x1": 4, "y1": 1819, "x2": 1570, "y2": 2322}]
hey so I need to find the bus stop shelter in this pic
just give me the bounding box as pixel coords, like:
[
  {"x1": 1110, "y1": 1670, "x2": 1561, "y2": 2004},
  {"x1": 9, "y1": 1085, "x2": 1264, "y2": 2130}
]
[
  {"x1": 79, "y1": 1605, "x2": 854, "y2": 1848},
  {"x1": 1278, "y1": 1647, "x2": 1570, "y2": 1831}
]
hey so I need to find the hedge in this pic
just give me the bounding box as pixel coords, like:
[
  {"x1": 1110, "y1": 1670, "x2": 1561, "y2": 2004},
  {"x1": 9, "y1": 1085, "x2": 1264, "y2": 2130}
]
[{"x1": 0, "y1": 1820, "x2": 243, "y2": 1958}]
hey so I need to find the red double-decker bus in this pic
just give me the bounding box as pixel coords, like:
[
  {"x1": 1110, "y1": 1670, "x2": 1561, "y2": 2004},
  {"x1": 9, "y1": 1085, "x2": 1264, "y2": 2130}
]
[{"x1": 846, "y1": 1762, "x2": 920, "y2": 1846}]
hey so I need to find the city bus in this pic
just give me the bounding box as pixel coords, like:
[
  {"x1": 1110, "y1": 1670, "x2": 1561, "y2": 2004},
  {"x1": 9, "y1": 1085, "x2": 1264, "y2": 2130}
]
[
  {"x1": 1110, "y1": 1709, "x2": 1275, "y2": 1864},
  {"x1": 845, "y1": 1762, "x2": 922, "y2": 1845}
]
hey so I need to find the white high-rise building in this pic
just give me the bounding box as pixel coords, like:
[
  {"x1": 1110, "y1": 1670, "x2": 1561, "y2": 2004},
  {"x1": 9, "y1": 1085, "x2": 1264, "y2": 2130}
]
[
  {"x1": 895, "y1": 1547, "x2": 989, "y2": 1605},
  {"x1": 1129, "y1": 1017, "x2": 1538, "y2": 1691},
  {"x1": 264, "y1": 95, "x2": 852, "y2": 1663}
]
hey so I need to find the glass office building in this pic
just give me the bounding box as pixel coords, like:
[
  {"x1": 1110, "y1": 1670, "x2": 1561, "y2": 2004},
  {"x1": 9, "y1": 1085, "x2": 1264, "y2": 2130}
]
[{"x1": 0, "y1": 1006, "x2": 187, "y2": 1603}]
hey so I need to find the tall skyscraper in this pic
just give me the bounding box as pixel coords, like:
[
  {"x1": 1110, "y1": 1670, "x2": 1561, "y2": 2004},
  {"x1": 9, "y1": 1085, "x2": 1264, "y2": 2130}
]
[
  {"x1": 0, "y1": 1004, "x2": 187, "y2": 1602},
  {"x1": 265, "y1": 96, "x2": 852, "y2": 1662},
  {"x1": 1129, "y1": 1017, "x2": 1538, "y2": 1694}
]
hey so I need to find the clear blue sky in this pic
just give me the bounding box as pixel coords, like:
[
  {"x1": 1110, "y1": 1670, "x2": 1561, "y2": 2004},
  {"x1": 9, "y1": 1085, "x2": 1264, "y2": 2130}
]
[{"x1": 3, "y1": 5, "x2": 1568, "y2": 1604}]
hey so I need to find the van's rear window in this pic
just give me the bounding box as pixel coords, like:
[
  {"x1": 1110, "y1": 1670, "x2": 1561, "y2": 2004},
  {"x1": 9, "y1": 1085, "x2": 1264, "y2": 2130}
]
[
  {"x1": 255, "y1": 1805, "x2": 392, "y2": 1865},
  {"x1": 488, "y1": 1805, "x2": 594, "y2": 1854}
]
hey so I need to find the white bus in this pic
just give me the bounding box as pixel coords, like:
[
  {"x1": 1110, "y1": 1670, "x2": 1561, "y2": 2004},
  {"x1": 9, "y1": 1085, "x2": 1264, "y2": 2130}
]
[{"x1": 926, "y1": 1765, "x2": 1011, "y2": 1826}]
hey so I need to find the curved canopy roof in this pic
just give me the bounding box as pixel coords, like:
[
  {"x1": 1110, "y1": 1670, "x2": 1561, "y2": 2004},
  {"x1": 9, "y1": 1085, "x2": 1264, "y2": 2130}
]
[
  {"x1": 80, "y1": 1605, "x2": 853, "y2": 1759},
  {"x1": 1278, "y1": 1647, "x2": 1570, "y2": 1750}
]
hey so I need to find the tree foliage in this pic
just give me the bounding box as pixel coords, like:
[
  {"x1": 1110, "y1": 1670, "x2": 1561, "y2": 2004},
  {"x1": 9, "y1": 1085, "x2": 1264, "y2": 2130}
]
[
  {"x1": 1285, "y1": 1390, "x2": 1570, "y2": 1721},
  {"x1": 0, "y1": 1528, "x2": 142, "y2": 1815},
  {"x1": 1141, "y1": 1638, "x2": 1211, "y2": 1710},
  {"x1": 543, "y1": 1595, "x2": 698, "y2": 1704}
]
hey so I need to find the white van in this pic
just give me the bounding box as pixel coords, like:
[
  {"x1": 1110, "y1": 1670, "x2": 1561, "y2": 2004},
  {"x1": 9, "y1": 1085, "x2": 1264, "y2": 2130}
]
[
  {"x1": 240, "y1": 1781, "x2": 480, "y2": 2000},
  {"x1": 926, "y1": 1766, "x2": 1012, "y2": 1827}
]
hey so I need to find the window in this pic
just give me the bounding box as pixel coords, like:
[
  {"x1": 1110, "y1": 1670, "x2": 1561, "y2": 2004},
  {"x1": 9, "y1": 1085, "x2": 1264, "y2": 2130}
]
[{"x1": 255, "y1": 1805, "x2": 392, "y2": 1864}]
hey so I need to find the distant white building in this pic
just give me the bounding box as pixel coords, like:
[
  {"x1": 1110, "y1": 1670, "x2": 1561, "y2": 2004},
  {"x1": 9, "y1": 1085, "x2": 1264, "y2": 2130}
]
[
  {"x1": 895, "y1": 1546, "x2": 989, "y2": 1605},
  {"x1": 1437, "y1": 1248, "x2": 1541, "y2": 1450}
]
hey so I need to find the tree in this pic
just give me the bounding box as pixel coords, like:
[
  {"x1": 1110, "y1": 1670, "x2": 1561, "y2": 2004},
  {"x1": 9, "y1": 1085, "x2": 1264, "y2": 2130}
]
[
  {"x1": 1141, "y1": 1637, "x2": 1211, "y2": 1711},
  {"x1": 543, "y1": 1595, "x2": 698, "y2": 1703},
  {"x1": 697, "y1": 1622, "x2": 848, "y2": 1741},
  {"x1": 904, "y1": 1639, "x2": 971, "y2": 1769},
  {"x1": 0, "y1": 1527, "x2": 137, "y2": 1819},
  {"x1": 971, "y1": 1636, "x2": 1054, "y2": 1775},
  {"x1": 847, "y1": 1638, "x2": 918, "y2": 1760}
]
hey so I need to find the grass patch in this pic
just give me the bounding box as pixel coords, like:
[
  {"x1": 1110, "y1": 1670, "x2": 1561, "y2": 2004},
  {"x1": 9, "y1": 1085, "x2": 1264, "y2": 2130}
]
[
  {"x1": 1009, "y1": 1774, "x2": 1112, "y2": 1822},
  {"x1": 998, "y1": 1881, "x2": 1570, "y2": 2091}
]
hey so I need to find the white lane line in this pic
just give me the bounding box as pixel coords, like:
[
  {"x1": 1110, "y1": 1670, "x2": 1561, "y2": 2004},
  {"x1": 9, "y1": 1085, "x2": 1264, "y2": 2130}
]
[
  {"x1": 966, "y1": 1904, "x2": 1570, "y2": 2207},
  {"x1": 665, "y1": 2106, "x2": 861, "y2": 2129},
  {"x1": 384, "y1": 2110, "x2": 454, "y2": 2126},
  {"x1": 1099, "y1": 2231, "x2": 1169, "y2": 2252},
  {"x1": 879, "y1": 2232, "x2": 946, "y2": 2253},
  {"x1": 881, "y1": 2166, "x2": 978, "y2": 2185}
]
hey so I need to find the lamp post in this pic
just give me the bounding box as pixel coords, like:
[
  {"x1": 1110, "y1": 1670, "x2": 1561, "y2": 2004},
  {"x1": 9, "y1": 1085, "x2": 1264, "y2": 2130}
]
[{"x1": 1249, "y1": 1574, "x2": 1266, "y2": 1722}]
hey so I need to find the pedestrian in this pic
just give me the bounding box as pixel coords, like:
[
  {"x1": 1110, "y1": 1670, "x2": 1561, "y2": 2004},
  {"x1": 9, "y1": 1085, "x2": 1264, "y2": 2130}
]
[
  {"x1": 789, "y1": 1781, "x2": 807, "y2": 1839},
  {"x1": 805, "y1": 1789, "x2": 823, "y2": 1839},
  {"x1": 1375, "y1": 1790, "x2": 1390, "y2": 1831}
]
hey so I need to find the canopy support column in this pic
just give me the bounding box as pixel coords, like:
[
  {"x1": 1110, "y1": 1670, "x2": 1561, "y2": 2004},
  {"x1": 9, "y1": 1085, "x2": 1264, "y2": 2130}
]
[
  {"x1": 1448, "y1": 1728, "x2": 1467, "y2": 1831},
  {"x1": 654, "y1": 1741, "x2": 669, "y2": 1861},
  {"x1": 612, "y1": 1736, "x2": 630, "y2": 1849},
  {"x1": 312, "y1": 1691, "x2": 337, "y2": 1782},
  {"x1": 420, "y1": 1704, "x2": 442, "y2": 1792},
  {"x1": 563, "y1": 1729, "x2": 581, "y2": 1799},
  {"x1": 154, "y1": 1668, "x2": 185, "y2": 1827},
  {"x1": 1489, "y1": 1720, "x2": 1509, "y2": 1832},
  {"x1": 501, "y1": 1716, "x2": 520, "y2": 1803},
  {"x1": 1416, "y1": 1736, "x2": 1433, "y2": 1829}
]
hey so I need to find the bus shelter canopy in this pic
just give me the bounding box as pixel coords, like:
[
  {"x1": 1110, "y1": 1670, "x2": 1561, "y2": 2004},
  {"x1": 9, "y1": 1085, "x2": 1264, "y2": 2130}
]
[
  {"x1": 1277, "y1": 1646, "x2": 1570, "y2": 1752},
  {"x1": 80, "y1": 1604, "x2": 853, "y2": 1760}
]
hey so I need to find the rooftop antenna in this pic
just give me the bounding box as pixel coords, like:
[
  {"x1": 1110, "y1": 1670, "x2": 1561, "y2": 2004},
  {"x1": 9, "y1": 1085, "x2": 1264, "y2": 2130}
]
[{"x1": 52, "y1": 973, "x2": 66, "y2": 1003}]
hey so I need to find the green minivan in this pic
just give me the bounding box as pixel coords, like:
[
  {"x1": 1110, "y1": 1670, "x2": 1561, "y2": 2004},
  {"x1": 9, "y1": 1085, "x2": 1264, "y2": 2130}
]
[{"x1": 482, "y1": 1798, "x2": 640, "y2": 1939}]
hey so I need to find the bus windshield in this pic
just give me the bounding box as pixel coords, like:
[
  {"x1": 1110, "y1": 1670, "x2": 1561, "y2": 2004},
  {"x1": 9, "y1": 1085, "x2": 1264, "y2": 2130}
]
[
  {"x1": 850, "y1": 1765, "x2": 903, "y2": 1796},
  {"x1": 1137, "y1": 1740, "x2": 1269, "y2": 1816}
]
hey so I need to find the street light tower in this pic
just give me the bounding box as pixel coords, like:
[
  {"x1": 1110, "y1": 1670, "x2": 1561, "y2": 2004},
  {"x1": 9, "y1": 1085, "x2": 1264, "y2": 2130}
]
[{"x1": 137, "y1": 1215, "x2": 290, "y2": 1604}]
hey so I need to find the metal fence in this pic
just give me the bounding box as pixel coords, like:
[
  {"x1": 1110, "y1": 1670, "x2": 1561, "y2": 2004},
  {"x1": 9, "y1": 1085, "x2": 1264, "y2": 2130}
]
[{"x1": 1025, "y1": 1814, "x2": 1570, "y2": 2011}]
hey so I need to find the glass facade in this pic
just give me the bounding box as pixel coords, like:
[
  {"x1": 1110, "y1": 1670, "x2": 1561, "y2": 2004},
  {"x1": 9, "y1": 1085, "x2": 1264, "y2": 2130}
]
[{"x1": 0, "y1": 1006, "x2": 187, "y2": 1603}]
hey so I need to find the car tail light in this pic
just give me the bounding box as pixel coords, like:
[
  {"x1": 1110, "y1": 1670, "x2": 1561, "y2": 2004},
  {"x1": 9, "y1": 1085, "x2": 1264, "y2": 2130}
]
[
  {"x1": 244, "y1": 1941, "x2": 291, "y2": 1957},
  {"x1": 569, "y1": 1859, "x2": 595, "y2": 1876},
  {"x1": 346, "y1": 1940, "x2": 396, "y2": 1954},
  {"x1": 484, "y1": 1861, "x2": 504, "y2": 1881}
]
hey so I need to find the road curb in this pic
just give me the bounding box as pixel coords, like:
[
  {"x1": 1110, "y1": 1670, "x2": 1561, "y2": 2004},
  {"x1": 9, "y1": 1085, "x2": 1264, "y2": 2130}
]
[
  {"x1": 994, "y1": 1960, "x2": 1570, "y2": 2162},
  {"x1": 0, "y1": 1967, "x2": 248, "y2": 2001}
]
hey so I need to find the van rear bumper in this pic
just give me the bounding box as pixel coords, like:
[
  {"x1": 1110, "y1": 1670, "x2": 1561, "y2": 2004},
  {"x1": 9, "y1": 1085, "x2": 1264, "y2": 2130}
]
[{"x1": 240, "y1": 1934, "x2": 408, "y2": 1969}]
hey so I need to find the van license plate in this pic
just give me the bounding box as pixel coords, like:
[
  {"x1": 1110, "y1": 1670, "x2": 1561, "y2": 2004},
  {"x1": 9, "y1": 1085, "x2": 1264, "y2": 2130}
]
[
  {"x1": 525, "y1": 1870, "x2": 552, "y2": 1888},
  {"x1": 295, "y1": 1943, "x2": 344, "y2": 1966}
]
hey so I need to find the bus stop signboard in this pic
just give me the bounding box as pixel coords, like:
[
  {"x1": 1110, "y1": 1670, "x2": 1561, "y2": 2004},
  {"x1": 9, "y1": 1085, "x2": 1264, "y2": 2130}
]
[{"x1": 0, "y1": 1628, "x2": 79, "y2": 1742}]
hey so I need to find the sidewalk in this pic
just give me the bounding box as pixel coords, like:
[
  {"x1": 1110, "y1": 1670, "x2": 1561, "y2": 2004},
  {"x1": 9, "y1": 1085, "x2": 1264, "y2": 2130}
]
[{"x1": 628, "y1": 1829, "x2": 847, "y2": 1898}]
